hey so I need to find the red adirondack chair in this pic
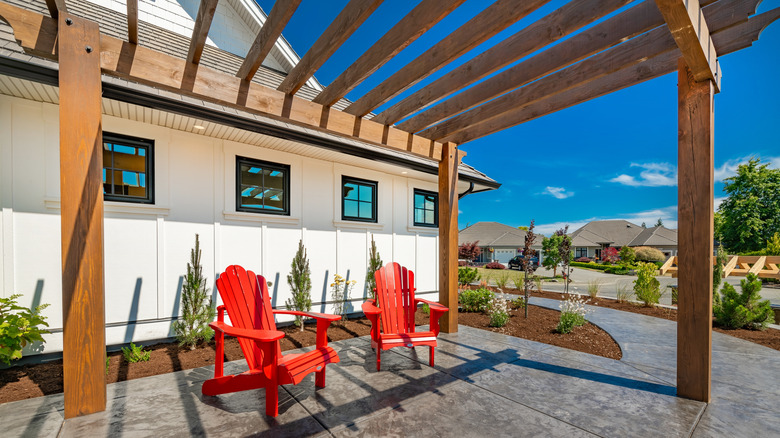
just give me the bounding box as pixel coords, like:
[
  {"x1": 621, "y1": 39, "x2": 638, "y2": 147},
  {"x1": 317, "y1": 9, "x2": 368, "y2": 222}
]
[
  {"x1": 202, "y1": 265, "x2": 341, "y2": 417},
  {"x1": 362, "y1": 262, "x2": 448, "y2": 371}
]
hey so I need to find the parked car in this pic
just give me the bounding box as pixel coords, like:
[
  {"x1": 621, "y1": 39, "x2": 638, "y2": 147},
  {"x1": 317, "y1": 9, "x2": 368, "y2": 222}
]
[{"x1": 508, "y1": 255, "x2": 538, "y2": 271}]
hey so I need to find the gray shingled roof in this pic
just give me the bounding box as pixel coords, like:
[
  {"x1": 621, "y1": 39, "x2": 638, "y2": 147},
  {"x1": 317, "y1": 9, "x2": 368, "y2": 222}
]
[
  {"x1": 628, "y1": 226, "x2": 678, "y2": 247},
  {"x1": 570, "y1": 220, "x2": 644, "y2": 247},
  {"x1": 459, "y1": 222, "x2": 543, "y2": 247}
]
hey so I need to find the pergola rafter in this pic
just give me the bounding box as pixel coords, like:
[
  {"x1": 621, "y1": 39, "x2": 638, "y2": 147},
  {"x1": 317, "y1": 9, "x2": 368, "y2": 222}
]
[{"x1": 0, "y1": 0, "x2": 777, "y2": 418}]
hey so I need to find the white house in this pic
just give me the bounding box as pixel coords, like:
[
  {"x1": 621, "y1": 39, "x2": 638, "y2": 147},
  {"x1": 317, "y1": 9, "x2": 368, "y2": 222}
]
[{"x1": 0, "y1": 0, "x2": 498, "y2": 356}]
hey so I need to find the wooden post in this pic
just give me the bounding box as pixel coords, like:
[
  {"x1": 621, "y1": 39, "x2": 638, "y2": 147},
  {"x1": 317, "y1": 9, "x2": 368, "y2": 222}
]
[
  {"x1": 59, "y1": 13, "x2": 107, "y2": 418},
  {"x1": 438, "y1": 142, "x2": 458, "y2": 333},
  {"x1": 676, "y1": 58, "x2": 713, "y2": 403}
]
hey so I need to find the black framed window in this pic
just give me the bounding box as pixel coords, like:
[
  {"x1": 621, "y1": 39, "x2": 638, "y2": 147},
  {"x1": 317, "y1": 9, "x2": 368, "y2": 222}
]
[
  {"x1": 576, "y1": 247, "x2": 588, "y2": 258},
  {"x1": 342, "y1": 176, "x2": 377, "y2": 222},
  {"x1": 103, "y1": 133, "x2": 154, "y2": 204},
  {"x1": 236, "y1": 156, "x2": 290, "y2": 215},
  {"x1": 413, "y1": 189, "x2": 438, "y2": 227}
]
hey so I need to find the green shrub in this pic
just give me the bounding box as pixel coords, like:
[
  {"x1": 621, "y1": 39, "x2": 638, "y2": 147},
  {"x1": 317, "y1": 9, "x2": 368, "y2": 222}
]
[
  {"x1": 714, "y1": 273, "x2": 774, "y2": 330},
  {"x1": 0, "y1": 294, "x2": 50, "y2": 365},
  {"x1": 633, "y1": 262, "x2": 662, "y2": 306},
  {"x1": 421, "y1": 303, "x2": 430, "y2": 315},
  {"x1": 634, "y1": 246, "x2": 665, "y2": 262},
  {"x1": 510, "y1": 296, "x2": 526, "y2": 310},
  {"x1": 122, "y1": 343, "x2": 150, "y2": 363},
  {"x1": 173, "y1": 234, "x2": 215, "y2": 349},
  {"x1": 587, "y1": 280, "x2": 601, "y2": 298},
  {"x1": 458, "y1": 267, "x2": 480, "y2": 286},
  {"x1": 485, "y1": 262, "x2": 506, "y2": 269},
  {"x1": 488, "y1": 297, "x2": 510, "y2": 327},
  {"x1": 570, "y1": 261, "x2": 609, "y2": 271},
  {"x1": 619, "y1": 246, "x2": 636, "y2": 266},
  {"x1": 605, "y1": 266, "x2": 629, "y2": 275},
  {"x1": 555, "y1": 294, "x2": 589, "y2": 334},
  {"x1": 494, "y1": 272, "x2": 510, "y2": 289},
  {"x1": 459, "y1": 288, "x2": 494, "y2": 312},
  {"x1": 286, "y1": 240, "x2": 312, "y2": 330},
  {"x1": 671, "y1": 286, "x2": 678, "y2": 305}
]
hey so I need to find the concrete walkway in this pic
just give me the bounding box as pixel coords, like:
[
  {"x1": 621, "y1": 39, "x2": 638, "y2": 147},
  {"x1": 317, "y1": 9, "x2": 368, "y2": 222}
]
[{"x1": 2, "y1": 302, "x2": 779, "y2": 437}]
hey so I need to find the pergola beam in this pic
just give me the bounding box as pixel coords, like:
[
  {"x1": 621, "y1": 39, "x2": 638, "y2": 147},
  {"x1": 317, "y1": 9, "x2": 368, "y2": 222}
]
[
  {"x1": 277, "y1": 0, "x2": 382, "y2": 96},
  {"x1": 344, "y1": 0, "x2": 550, "y2": 117},
  {"x1": 127, "y1": 0, "x2": 138, "y2": 44},
  {"x1": 313, "y1": 0, "x2": 465, "y2": 108},
  {"x1": 44, "y1": 0, "x2": 66, "y2": 19},
  {"x1": 236, "y1": 0, "x2": 301, "y2": 82},
  {"x1": 187, "y1": 0, "x2": 219, "y2": 65},
  {"x1": 378, "y1": 0, "x2": 632, "y2": 128},
  {"x1": 655, "y1": 0, "x2": 721, "y2": 91}
]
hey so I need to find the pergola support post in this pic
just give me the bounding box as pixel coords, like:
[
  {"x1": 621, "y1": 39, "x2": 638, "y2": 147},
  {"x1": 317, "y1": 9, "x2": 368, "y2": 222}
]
[
  {"x1": 58, "y1": 13, "x2": 107, "y2": 418},
  {"x1": 676, "y1": 58, "x2": 714, "y2": 403},
  {"x1": 438, "y1": 142, "x2": 458, "y2": 333}
]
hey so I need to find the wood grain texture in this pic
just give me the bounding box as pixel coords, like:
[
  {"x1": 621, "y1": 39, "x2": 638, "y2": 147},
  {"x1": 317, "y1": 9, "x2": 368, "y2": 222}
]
[
  {"x1": 655, "y1": 0, "x2": 720, "y2": 89},
  {"x1": 0, "y1": 2, "x2": 457, "y2": 161},
  {"x1": 344, "y1": 0, "x2": 549, "y2": 117},
  {"x1": 187, "y1": 0, "x2": 219, "y2": 65},
  {"x1": 127, "y1": 0, "x2": 138, "y2": 44},
  {"x1": 44, "y1": 0, "x2": 66, "y2": 19},
  {"x1": 237, "y1": 0, "x2": 301, "y2": 81},
  {"x1": 676, "y1": 58, "x2": 713, "y2": 403},
  {"x1": 438, "y1": 142, "x2": 458, "y2": 333},
  {"x1": 379, "y1": 0, "x2": 631, "y2": 128},
  {"x1": 277, "y1": 0, "x2": 382, "y2": 95},
  {"x1": 313, "y1": 0, "x2": 466, "y2": 107},
  {"x1": 58, "y1": 12, "x2": 106, "y2": 418}
]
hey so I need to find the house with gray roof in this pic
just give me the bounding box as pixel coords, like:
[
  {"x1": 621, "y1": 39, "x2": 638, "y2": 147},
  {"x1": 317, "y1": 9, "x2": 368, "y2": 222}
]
[
  {"x1": 570, "y1": 220, "x2": 677, "y2": 260},
  {"x1": 459, "y1": 222, "x2": 543, "y2": 264}
]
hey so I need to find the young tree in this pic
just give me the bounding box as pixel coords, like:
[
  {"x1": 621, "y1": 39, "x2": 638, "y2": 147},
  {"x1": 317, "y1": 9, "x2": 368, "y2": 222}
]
[
  {"x1": 618, "y1": 246, "x2": 636, "y2": 267},
  {"x1": 286, "y1": 240, "x2": 312, "y2": 331},
  {"x1": 717, "y1": 158, "x2": 780, "y2": 253},
  {"x1": 766, "y1": 232, "x2": 780, "y2": 255},
  {"x1": 712, "y1": 246, "x2": 728, "y2": 306},
  {"x1": 542, "y1": 234, "x2": 564, "y2": 276},
  {"x1": 714, "y1": 273, "x2": 774, "y2": 330},
  {"x1": 458, "y1": 241, "x2": 482, "y2": 263},
  {"x1": 601, "y1": 247, "x2": 619, "y2": 264},
  {"x1": 655, "y1": 218, "x2": 664, "y2": 227},
  {"x1": 366, "y1": 235, "x2": 383, "y2": 300},
  {"x1": 173, "y1": 234, "x2": 215, "y2": 349},
  {"x1": 522, "y1": 220, "x2": 537, "y2": 318},
  {"x1": 556, "y1": 227, "x2": 572, "y2": 294}
]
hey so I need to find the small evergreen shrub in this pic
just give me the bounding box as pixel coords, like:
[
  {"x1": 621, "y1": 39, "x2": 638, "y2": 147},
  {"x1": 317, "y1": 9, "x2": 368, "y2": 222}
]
[
  {"x1": 458, "y1": 267, "x2": 480, "y2": 286},
  {"x1": 421, "y1": 303, "x2": 430, "y2": 315},
  {"x1": 485, "y1": 262, "x2": 506, "y2": 270},
  {"x1": 286, "y1": 240, "x2": 312, "y2": 330},
  {"x1": 634, "y1": 246, "x2": 665, "y2": 262},
  {"x1": 488, "y1": 297, "x2": 510, "y2": 327},
  {"x1": 619, "y1": 246, "x2": 636, "y2": 266},
  {"x1": 0, "y1": 294, "x2": 50, "y2": 365},
  {"x1": 122, "y1": 343, "x2": 150, "y2": 363},
  {"x1": 555, "y1": 294, "x2": 589, "y2": 334},
  {"x1": 366, "y1": 236, "x2": 383, "y2": 300},
  {"x1": 173, "y1": 234, "x2": 215, "y2": 349},
  {"x1": 459, "y1": 288, "x2": 494, "y2": 312},
  {"x1": 633, "y1": 262, "x2": 662, "y2": 306},
  {"x1": 714, "y1": 273, "x2": 774, "y2": 330},
  {"x1": 570, "y1": 261, "x2": 610, "y2": 271}
]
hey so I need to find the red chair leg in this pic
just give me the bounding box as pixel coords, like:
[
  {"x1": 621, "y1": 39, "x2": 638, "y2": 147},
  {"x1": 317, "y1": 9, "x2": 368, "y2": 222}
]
[
  {"x1": 265, "y1": 384, "x2": 279, "y2": 417},
  {"x1": 376, "y1": 348, "x2": 381, "y2": 371},
  {"x1": 429, "y1": 346, "x2": 435, "y2": 367},
  {"x1": 315, "y1": 367, "x2": 326, "y2": 387}
]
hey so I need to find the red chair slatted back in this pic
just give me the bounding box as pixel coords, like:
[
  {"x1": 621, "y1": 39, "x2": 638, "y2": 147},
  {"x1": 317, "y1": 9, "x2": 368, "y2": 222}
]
[
  {"x1": 215, "y1": 265, "x2": 281, "y2": 370},
  {"x1": 374, "y1": 262, "x2": 416, "y2": 334}
]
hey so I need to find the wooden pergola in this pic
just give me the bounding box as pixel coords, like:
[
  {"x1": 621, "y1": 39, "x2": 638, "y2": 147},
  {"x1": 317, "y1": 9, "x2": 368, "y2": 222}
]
[{"x1": 0, "y1": 0, "x2": 777, "y2": 419}]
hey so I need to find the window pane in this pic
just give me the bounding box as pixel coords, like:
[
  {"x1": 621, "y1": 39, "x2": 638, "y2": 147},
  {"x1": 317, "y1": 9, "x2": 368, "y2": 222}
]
[
  {"x1": 414, "y1": 194, "x2": 424, "y2": 209},
  {"x1": 425, "y1": 210, "x2": 434, "y2": 224},
  {"x1": 425, "y1": 196, "x2": 435, "y2": 210},
  {"x1": 359, "y1": 184, "x2": 373, "y2": 201},
  {"x1": 414, "y1": 209, "x2": 423, "y2": 224},
  {"x1": 343, "y1": 183, "x2": 358, "y2": 200},
  {"x1": 358, "y1": 201, "x2": 373, "y2": 219},
  {"x1": 344, "y1": 200, "x2": 358, "y2": 218}
]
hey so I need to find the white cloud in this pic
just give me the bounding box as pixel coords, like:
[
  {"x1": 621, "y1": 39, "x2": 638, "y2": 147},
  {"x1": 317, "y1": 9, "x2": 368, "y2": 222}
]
[
  {"x1": 543, "y1": 186, "x2": 574, "y2": 199},
  {"x1": 534, "y1": 205, "x2": 679, "y2": 236},
  {"x1": 714, "y1": 156, "x2": 780, "y2": 182},
  {"x1": 714, "y1": 197, "x2": 726, "y2": 211},
  {"x1": 610, "y1": 162, "x2": 677, "y2": 187}
]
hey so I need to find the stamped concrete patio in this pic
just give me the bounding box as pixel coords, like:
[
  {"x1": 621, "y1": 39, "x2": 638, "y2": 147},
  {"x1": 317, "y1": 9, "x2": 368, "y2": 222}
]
[{"x1": 4, "y1": 299, "x2": 779, "y2": 437}]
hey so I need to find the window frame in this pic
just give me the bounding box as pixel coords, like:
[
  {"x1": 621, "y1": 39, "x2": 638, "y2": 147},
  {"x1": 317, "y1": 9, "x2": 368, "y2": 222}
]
[
  {"x1": 575, "y1": 247, "x2": 588, "y2": 258},
  {"x1": 413, "y1": 188, "x2": 439, "y2": 228},
  {"x1": 341, "y1": 176, "x2": 378, "y2": 223},
  {"x1": 102, "y1": 132, "x2": 155, "y2": 204},
  {"x1": 235, "y1": 156, "x2": 291, "y2": 216}
]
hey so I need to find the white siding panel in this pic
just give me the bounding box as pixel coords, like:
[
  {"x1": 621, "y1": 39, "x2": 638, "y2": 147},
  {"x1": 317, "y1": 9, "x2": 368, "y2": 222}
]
[
  {"x1": 416, "y1": 235, "x2": 438, "y2": 292},
  {"x1": 305, "y1": 229, "x2": 337, "y2": 311},
  {"x1": 219, "y1": 224, "x2": 262, "y2": 271},
  {"x1": 262, "y1": 226, "x2": 302, "y2": 309},
  {"x1": 163, "y1": 222, "x2": 216, "y2": 319},
  {"x1": 336, "y1": 230, "x2": 367, "y2": 310}
]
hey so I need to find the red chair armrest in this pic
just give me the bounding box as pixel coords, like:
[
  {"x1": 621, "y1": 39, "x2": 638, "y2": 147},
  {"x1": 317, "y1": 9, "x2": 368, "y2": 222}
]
[
  {"x1": 273, "y1": 310, "x2": 341, "y2": 322},
  {"x1": 361, "y1": 300, "x2": 381, "y2": 315},
  {"x1": 415, "y1": 298, "x2": 448, "y2": 313},
  {"x1": 209, "y1": 321, "x2": 285, "y2": 343}
]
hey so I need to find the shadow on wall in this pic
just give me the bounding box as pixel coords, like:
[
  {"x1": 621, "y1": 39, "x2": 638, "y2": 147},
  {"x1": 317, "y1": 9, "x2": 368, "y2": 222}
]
[{"x1": 21, "y1": 279, "x2": 48, "y2": 355}]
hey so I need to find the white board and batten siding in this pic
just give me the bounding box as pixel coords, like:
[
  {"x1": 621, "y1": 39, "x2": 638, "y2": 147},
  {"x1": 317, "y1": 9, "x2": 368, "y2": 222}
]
[{"x1": 0, "y1": 94, "x2": 440, "y2": 355}]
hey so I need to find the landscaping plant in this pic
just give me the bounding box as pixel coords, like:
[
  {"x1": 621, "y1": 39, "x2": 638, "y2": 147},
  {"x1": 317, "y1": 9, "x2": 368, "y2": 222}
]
[
  {"x1": 421, "y1": 303, "x2": 430, "y2": 315},
  {"x1": 488, "y1": 297, "x2": 510, "y2": 328},
  {"x1": 555, "y1": 293, "x2": 590, "y2": 334},
  {"x1": 330, "y1": 274, "x2": 356, "y2": 321},
  {"x1": 601, "y1": 247, "x2": 619, "y2": 264},
  {"x1": 0, "y1": 294, "x2": 50, "y2": 365},
  {"x1": 714, "y1": 273, "x2": 774, "y2": 330},
  {"x1": 173, "y1": 234, "x2": 215, "y2": 349},
  {"x1": 618, "y1": 246, "x2": 636, "y2": 267},
  {"x1": 458, "y1": 241, "x2": 482, "y2": 264},
  {"x1": 122, "y1": 343, "x2": 150, "y2": 363},
  {"x1": 485, "y1": 261, "x2": 506, "y2": 269},
  {"x1": 587, "y1": 279, "x2": 601, "y2": 299},
  {"x1": 510, "y1": 295, "x2": 526, "y2": 310},
  {"x1": 286, "y1": 240, "x2": 313, "y2": 330},
  {"x1": 522, "y1": 220, "x2": 537, "y2": 318},
  {"x1": 633, "y1": 262, "x2": 662, "y2": 306},
  {"x1": 366, "y1": 235, "x2": 383, "y2": 300},
  {"x1": 556, "y1": 226, "x2": 572, "y2": 295},
  {"x1": 713, "y1": 245, "x2": 728, "y2": 306},
  {"x1": 615, "y1": 282, "x2": 631, "y2": 303},
  {"x1": 458, "y1": 267, "x2": 480, "y2": 286},
  {"x1": 541, "y1": 233, "x2": 564, "y2": 276},
  {"x1": 494, "y1": 271, "x2": 510, "y2": 289},
  {"x1": 459, "y1": 288, "x2": 494, "y2": 312},
  {"x1": 633, "y1": 246, "x2": 665, "y2": 262}
]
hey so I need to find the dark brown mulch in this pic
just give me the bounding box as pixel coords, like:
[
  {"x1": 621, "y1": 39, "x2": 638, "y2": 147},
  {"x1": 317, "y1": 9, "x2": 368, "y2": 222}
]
[{"x1": 458, "y1": 305, "x2": 622, "y2": 360}]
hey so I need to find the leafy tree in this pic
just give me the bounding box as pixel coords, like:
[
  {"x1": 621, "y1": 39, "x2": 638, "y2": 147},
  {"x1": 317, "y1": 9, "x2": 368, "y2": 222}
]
[
  {"x1": 633, "y1": 262, "x2": 661, "y2": 306},
  {"x1": 655, "y1": 218, "x2": 664, "y2": 227},
  {"x1": 173, "y1": 234, "x2": 215, "y2": 349},
  {"x1": 641, "y1": 222, "x2": 647, "y2": 228},
  {"x1": 714, "y1": 273, "x2": 774, "y2": 330},
  {"x1": 713, "y1": 246, "x2": 728, "y2": 306},
  {"x1": 286, "y1": 240, "x2": 312, "y2": 330},
  {"x1": 517, "y1": 226, "x2": 529, "y2": 231},
  {"x1": 556, "y1": 227, "x2": 572, "y2": 294},
  {"x1": 618, "y1": 246, "x2": 636, "y2": 266},
  {"x1": 542, "y1": 233, "x2": 564, "y2": 276},
  {"x1": 717, "y1": 158, "x2": 780, "y2": 253},
  {"x1": 522, "y1": 220, "x2": 537, "y2": 318},
  {"x1": 366, "y1": 235, "x2": 383, "y2": 300},
  {"x1": 458, "y1": 241, "x2": 482, "y2": 262},
  {"x1": 601, "y1": 247, "x2": 619, "y2": 264},
  {"x1": 766, "y1": 232, "x2": 780, "y2": 255}
]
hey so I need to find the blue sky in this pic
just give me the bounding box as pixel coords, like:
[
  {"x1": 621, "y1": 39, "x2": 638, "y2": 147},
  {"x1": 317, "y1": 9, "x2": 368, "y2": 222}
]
[{"x1": 256, "y1": 0, "x2": 780, "y2": 235}]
